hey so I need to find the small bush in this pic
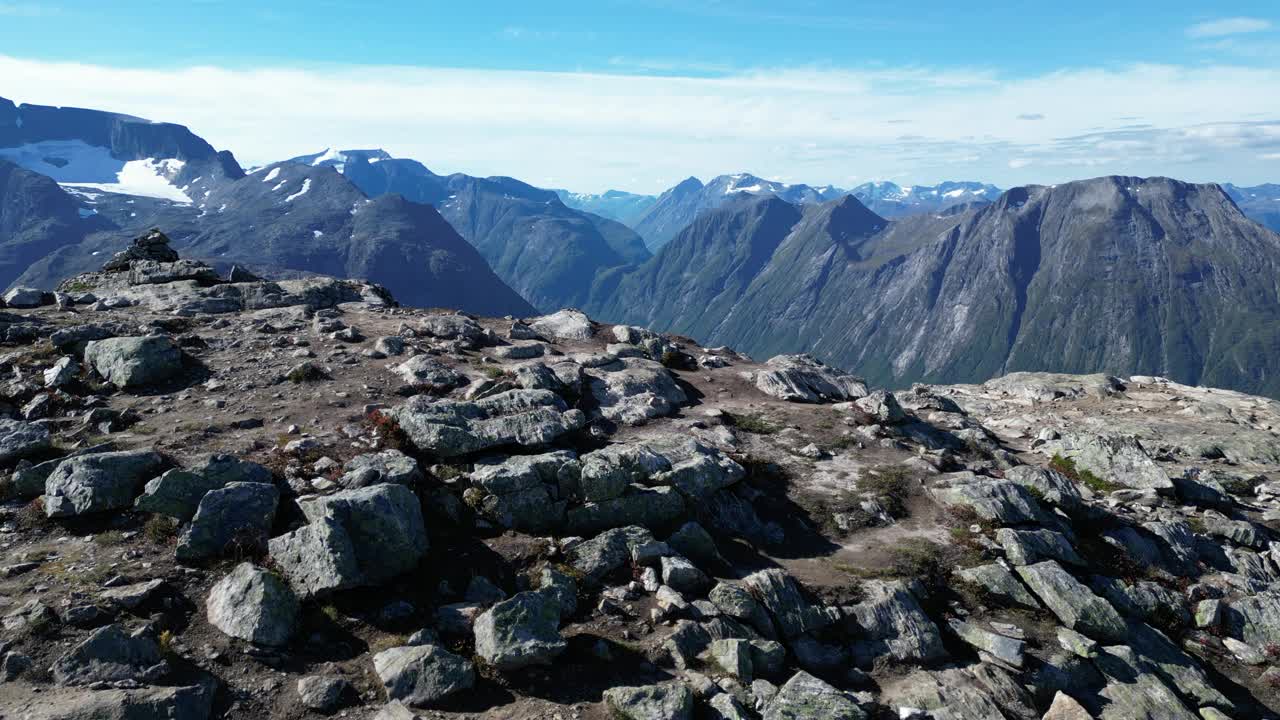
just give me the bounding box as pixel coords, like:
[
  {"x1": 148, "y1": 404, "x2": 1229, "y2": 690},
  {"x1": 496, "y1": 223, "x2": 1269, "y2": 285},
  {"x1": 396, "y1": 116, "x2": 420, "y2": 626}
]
[
  {"x1": 94, "y1": 530, "x2": 127, "y2": 546},
  {"x1": 144, "y1": 515, "x2": 180, "y2": 544},
  {"x1": 157, "y1": 629, "x2": 175, "y2": 656},
  {"x1": 1050, "y1": 454, "x2": 1120, "y2": 493},
  {"x1": 727, "y1": 412, "x2": 779, "y2": 435},
  {"x1": 15, "y1": 499, "x2": 47, "y2": 532},
  {"x1": 858, "y1": 466, "x2": 914, "y2": 519},
  {"x1": 1220, "y1": 474, "x2": 1264, "y2": 498},
  {"x1": 480, "y1": 365, "x2": 508, "y2": 380},
  {"x1": 286, "y1": 362, "x2": 329, "y2": 384}
]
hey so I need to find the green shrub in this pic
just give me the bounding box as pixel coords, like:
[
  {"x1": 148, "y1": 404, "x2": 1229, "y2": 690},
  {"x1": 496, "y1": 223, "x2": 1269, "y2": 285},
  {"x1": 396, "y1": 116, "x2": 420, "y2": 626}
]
[
  {"x1": 858, "y1": 465, "x2": 914, "y2": 518},
  {"x1": 727, "y1": 412, "x2": 779, "y2": 435},
  {"x1": 1050, "y1": 454, "x2": 1119, "y2": 493}
]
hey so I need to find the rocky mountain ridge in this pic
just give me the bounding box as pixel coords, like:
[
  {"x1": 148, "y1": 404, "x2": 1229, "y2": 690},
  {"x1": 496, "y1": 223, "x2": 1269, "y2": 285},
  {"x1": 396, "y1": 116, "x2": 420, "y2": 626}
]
[{"x1": 0, "y1": 232, "x2": 1278, "y2": 718}]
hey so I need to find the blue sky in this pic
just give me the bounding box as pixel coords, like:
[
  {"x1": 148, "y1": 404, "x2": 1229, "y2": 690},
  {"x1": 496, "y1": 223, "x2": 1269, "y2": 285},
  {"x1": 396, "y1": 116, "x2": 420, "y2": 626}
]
[{"x1": 2, "y1": 1, "x2": 1279, "y2": 191}]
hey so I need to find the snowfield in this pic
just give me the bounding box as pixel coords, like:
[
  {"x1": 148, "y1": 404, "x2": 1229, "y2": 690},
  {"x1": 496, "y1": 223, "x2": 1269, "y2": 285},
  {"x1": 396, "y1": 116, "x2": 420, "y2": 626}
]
[{"x1": 0, "y1": 140, "x2": 191, "y2": 203}]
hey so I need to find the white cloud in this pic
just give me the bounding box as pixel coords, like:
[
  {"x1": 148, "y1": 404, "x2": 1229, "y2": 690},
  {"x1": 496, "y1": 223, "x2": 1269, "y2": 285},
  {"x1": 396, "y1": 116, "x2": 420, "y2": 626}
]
[
  {"x1": 1263, "y1": 153, "x2": 1280, "y2": 160},
  {"x1": 1187, "y1": 17, "x2": 1273, "y2": 39},
  {"x1": 0, "y1": 55, "x2": 1278, "y2": 191}
]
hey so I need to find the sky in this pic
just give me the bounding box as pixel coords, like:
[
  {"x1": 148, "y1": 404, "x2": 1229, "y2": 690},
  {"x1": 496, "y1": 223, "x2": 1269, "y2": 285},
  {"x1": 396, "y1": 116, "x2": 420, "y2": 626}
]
[{"x1": 1, "y1": 1, "x2": 1279, "y2": 193}]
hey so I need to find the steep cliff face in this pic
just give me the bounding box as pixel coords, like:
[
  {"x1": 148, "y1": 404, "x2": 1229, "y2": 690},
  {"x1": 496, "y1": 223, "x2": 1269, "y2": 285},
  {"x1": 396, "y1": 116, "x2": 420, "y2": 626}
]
[
  {"x1": 0, "y1": 160, "x2": 107, "y2": 289},
  {"x1": 591, "y1": 176, "x2": 1280, "y2": 398}
]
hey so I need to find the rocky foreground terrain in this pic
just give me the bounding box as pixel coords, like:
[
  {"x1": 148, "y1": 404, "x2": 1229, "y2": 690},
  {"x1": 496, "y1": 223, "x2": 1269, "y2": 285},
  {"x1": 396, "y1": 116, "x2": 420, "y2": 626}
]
[{"x1": 0, "y1": 232, "x2": 1278, "y2": 719}]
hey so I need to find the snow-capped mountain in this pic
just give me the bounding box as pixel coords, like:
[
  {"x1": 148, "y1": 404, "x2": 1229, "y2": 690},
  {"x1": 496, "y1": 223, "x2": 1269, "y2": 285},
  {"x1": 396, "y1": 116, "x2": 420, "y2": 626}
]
[
  {"x1": 850, "y1": 180, "x2": 1002, "y2": 218},
  {"x1": 633, "y1": 173, "x2": 849, "y2": 251},
  {"x1": 0, "y1": 97, "x2": 534, "y2": 315},
  {"x1": 555, "y1": 189, "x2": 657, "y2": 227},
  {"x1": 284, "y1": 149, "x2": 650, "y2": 312}
]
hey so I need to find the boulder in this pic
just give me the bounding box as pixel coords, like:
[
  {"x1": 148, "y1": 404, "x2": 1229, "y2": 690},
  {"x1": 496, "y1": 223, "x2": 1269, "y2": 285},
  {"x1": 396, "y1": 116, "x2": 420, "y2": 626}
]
[
  {"x1": 603, "y1": 682, "x2": 694, "y2": 720},
  {"x1": 578, "y1": 443, "x2": 670, "y2": 502},
  {"x1": 268, "y1": 516, "x2": 363, "y2": 598},
  {"x1": 473, "y1": 590, "x2": 566, "y2": 671},
  {"x1": 420, "y1": 314, "x2": 486, "y2": 344},
  {"x1": 391, "y1": 389, "x2": 586, "y2": 457},
  {"x1": 565, "y1": 485, "x2": 687, "y2": 535},
  {"x1": 948, "y1": 620, "x2": 1024, "y2": 668},
  {"x1": 1048, "y1": 432, "x2": 1173, "y2": 494},
  {"x1": 754, "y1": 355, "x2": 867, "y2": 403},
  {"x1": 391, "y1": 355, "x2": 465, "y2": 391},
  {"x1": 996, "y1": 528, "x2": 1084, "y2": 567},
  {"x1": 340, "y1": 449, "x2": 424, "y2": 488},
  {"x1": 854, "y1": 390, "x2": 906, "y2": 424},
  {"x1": 1003, "y1": 465, "x2": 1085, "y2": 511},
  {"x1": 44, "y1": 450, "x2": 165, "y2": 517},
  {"x1": 206, "y1": 562, "x2": 299, "y2": 646},
  {"x1": 51, "y1": 624, "x2": 164, "y2": 686},
  {"x1": 584, "y1": 357, "x2": 688, "y2": 425},
  {"x1": 955, "y1": 564, "x2": 1040, "y2": 609},
  {"x1": 296, "y1": 676, "x2": 352, "y2": 713},
  {"x1": 529, "y1": 309, "x2": 594, "y2": 340},
  {"x1": 743, "y1": 569, "x2": 838, "y2": 639},
  {"x1": 468, "y1": 450, "x2": 575, "y2": 532},
  {"x1": 1015, "y1": 561, "x2": 1126, "y2": 642},
  {"x1": 3, "y1": 286, "x2": 47, "y2": 307},
  {"x1": 176, "y1": 481, "x2": 279, "y2": 561},
  {"x1": 296, "y1": 484, "x2": 428, "y2": 585},
  {"x1": 844, "y1": 580, "x2": 946, "y2": 666},
  {"x1": 927, "y1": 472, "x2": 1047, "y2": 525},
  {"x1": 763, "y1": 670, "x2": 866, "y2": 720},
  {"x1": 83, "y1": 335, "x2": 185, "y2": 388},
  {"x1": 373, "y1": 644, "x2": 475, "y2": 707},
  {"x1": 9, "y1": 684, "x2": 213, "y2": 720},
  {"x1": 566, "y1": 525, "x2": 656, "y2": 581},
  {"x1": 133, "y1": 454, "x2": 272, "y2": 520},
  {"x1": 0, "y1": 418, "x2": 50, "y2": 464}
]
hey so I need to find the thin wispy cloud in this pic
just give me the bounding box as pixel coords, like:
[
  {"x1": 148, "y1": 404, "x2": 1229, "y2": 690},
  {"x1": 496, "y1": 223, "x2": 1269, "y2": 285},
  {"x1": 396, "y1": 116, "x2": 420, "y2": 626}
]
[
  {"x1": 1, "y1": 55, "x2": 1277, "y2": 190},
  {"x1": 1187, "y1": 17, "x2": 1273, "y2": 39}
]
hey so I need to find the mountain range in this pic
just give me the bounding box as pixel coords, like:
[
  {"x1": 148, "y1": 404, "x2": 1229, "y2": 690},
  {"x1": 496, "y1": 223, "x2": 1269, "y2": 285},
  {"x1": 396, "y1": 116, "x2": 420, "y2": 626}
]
[
  {"x1": 584, "y1": 176, "x2": 1280, "y2": 398},
  {"x1": 4, "y1": 94, "x2": 1280, "y2": 397},
  {"x1": 0, "y1": 98, "x2": 533, "y2": 315}
]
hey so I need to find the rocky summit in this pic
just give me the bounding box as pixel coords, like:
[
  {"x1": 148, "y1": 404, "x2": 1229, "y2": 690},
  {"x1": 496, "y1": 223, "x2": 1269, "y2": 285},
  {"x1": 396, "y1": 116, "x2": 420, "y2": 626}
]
[{"x1": 1, "y1": 231, "x2": 1280, "y2": 720}]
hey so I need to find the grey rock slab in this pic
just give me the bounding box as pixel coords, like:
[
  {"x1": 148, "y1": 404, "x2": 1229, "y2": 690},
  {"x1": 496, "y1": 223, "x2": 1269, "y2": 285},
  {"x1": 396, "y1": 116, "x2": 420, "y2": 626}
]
[
  {"x1": 949, "y1": 620, "x2": 1024, "y2": 668},
  {"x1": 754, "y1": 355, "x2": 867, "y2": 403},
  {"x1": 584, "y1": 357, "x2": 688, "y2": 426},
  {"x1": 844, "y1": 580, "x2": 946, "y2": 666},
  {"x1": 955, "y1": 563, "x2": 1040, "y2": 609},
  {"x1": 51, "y1": 624, "x2": 163, "y2": 686},
  {"x1": 996, "y1": 527, "x2": 1084, "y2": 566},
  {"x1": 391, "y1": 389, "x2": 585, "y2": 457},
  {"x1": 529, "y1": 309, "x2": 594, "y2": 340},
  {"x1": 928, "y1": 471, "x2": 1047, "y2": 525},
  {"x1": 296, "y1": 675, "x2": 352, "y2": 713},
  {"x1": 566, "y1": 525, "x2": 656, "y2": 581}
]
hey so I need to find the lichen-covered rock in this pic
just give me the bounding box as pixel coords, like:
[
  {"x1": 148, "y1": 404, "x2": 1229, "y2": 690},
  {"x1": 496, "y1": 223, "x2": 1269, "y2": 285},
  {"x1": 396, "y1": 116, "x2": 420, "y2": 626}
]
[
  {"x1": 296, "y1": 483, "x2": 429, "y2": 585},
  {"x1": 44, "y1": 450, "x2": 165, "y2": 517},
  {"x1": 83, "y1": 335, "x2": 185, "y2": 388},
  {"x1": 956, "y1": 564, "x2": 1041, "y2": 609},
  {"x1": 1016, "y1": 561, "x2": 1126, "y2": 642},
  {"x1": 565, "y1": 485, "x2": 686, "y2": 535},
  {"x1": 340, "y1": 449, "x2": 424, "y2": 488},
  {"x1": 844, "y1": 580, "x2": 946, "y2": 666},
  {"x1": 603, "y1": 682, "x2": 694, "y2": 720},
  {"x1": 578, "y1": 443, "x2": 670, "y2": 502},
  {"x1": 373, "y1": 644, "x2": 475, "y2": 707},
  {"x1": 268, "y1": 516, "x2": 363, "y2": 598},
  {"x1": 743, "y1": 569, "x2": 839, "y2": 639},
  {"x1": 175, "y1": 481, "x2": 279, "y2": 561},
  {"x1": 473, "y1": 590, "x2": 566, "y2": 671},
  {"x1": 390, "y1": 355, "x2": 465, "y2": 391},
  {"x1": 206, "y1": 562, "x2": 299, "y2": 647},
  {"x1": 567, "y1": 525, "x2": 657, "y2": 581},
  {"x1": 996, "y1": 528, "x2": 1084, "y2": 567},
  {"x1": 391, "y1": 389, "x2": 585, "y2": 457},
  {"x1": 754, "y1": 355, "x2": 867, "y2": 403},
  {"x1": 763, "y1": 670, "x2": 866, "y2": 720}
]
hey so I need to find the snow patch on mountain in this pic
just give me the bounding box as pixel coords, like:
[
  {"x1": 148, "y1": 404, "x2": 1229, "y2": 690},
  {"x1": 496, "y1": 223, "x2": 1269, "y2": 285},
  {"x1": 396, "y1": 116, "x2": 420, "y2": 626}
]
[{"x1": 0, "y1": 140, "x2": 192, "y2": 203}]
